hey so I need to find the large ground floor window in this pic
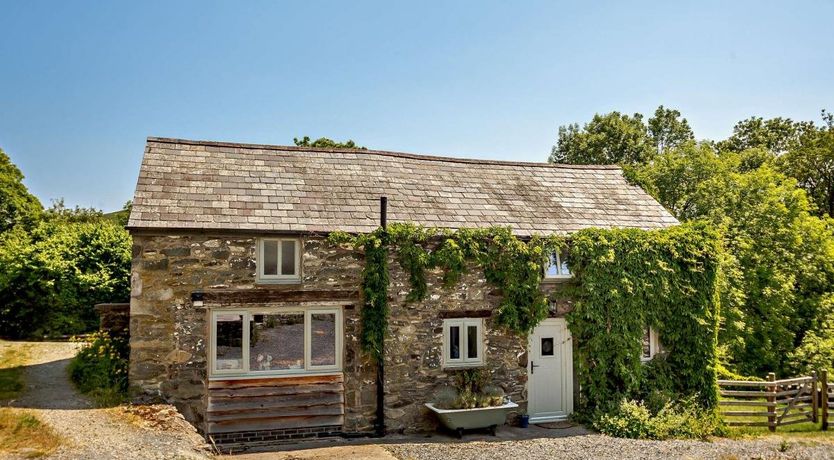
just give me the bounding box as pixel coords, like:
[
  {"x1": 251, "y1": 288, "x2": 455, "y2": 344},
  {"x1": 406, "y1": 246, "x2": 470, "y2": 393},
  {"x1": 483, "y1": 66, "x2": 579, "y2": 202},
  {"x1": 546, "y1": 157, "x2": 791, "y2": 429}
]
[{"x1": 210, "y1": 306, "x2": 342, "y2": 378}]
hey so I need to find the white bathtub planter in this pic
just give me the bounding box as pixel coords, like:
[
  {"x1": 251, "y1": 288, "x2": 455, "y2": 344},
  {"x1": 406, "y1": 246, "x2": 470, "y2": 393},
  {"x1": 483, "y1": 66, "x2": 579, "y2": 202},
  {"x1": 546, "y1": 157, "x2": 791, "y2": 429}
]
[{"x1": 425, "y1": 400, "x2": 519, "y2": 438}]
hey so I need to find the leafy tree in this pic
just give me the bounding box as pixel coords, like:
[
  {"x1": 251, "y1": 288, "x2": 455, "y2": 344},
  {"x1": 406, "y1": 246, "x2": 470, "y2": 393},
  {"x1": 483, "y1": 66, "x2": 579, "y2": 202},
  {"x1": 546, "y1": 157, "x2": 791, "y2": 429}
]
[
  {"x1": 44, "y1": 198, "x2": 104, "y2": 223},
  {"x1": 293, "y1": 136, "x2": 365, "y2": 149},
  {"x1": 0, "y1": 218, "x2": 131, "y2": 338},
  {"x1": 778, "y1": 111, "x2": 834, "y2": 217},
  {"x1": 0, "y1": 148, "x2": 42, "y2": 233},
  {"x1": 625, "y1": 142, "x2": 727, "y2": 220},
  {"x1": 630, "y1": 144, "x2": 834, "y2": 375},
  {"x1": 549, "y1": 112, "x2": 653, "y2": 165},
  {"x1": 647, "y1": 105, "x2": 694, "y2": 154},
  {"x1": 717, "y1": 116, "x2": 815, "y2": 154}
]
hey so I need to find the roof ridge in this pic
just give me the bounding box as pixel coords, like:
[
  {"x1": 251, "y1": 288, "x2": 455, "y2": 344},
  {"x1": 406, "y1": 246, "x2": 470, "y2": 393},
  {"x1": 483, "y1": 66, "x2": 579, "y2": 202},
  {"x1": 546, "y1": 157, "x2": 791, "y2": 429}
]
[{"x1": 146, "y1": 136, "x2": 622, "y2": 170}]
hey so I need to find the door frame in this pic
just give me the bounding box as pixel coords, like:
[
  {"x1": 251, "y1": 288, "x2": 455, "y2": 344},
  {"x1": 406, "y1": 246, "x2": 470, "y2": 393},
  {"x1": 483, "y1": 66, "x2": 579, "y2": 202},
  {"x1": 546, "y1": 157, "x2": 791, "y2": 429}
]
[{"x1": 527, "y1": 317, "x2": 574, "y2": 423}]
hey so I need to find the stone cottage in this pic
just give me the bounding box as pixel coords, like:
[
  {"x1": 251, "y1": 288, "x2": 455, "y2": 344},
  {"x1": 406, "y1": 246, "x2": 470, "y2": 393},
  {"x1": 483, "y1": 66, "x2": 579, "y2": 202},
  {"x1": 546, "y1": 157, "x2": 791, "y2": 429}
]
[{"x1": 126, "y1": 137, "x2": 677, "y2": 445}]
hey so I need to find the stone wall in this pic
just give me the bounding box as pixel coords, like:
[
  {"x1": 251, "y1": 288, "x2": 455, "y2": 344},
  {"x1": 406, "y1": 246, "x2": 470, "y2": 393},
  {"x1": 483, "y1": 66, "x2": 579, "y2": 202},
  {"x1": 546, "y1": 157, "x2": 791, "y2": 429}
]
[
  {"x1": 129, "y1": 233, "x2": 375, "y2": 432},
  {"x1": 129, "y1": 232, "x2": 572, "y2": 436},
  {"x1": 94, "y1": 303, "x2": 130, "y2": 338},
  {"x1": 383, "y1": 256, "x2": 572, "y2": 433}
]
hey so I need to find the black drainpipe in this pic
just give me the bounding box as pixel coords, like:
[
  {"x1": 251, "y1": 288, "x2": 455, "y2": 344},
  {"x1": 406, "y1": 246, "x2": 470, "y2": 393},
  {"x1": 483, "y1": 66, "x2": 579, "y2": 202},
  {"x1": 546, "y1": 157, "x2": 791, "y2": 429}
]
[{"x1": 374, "y1": 196, "x2": 388, "y2": 437}]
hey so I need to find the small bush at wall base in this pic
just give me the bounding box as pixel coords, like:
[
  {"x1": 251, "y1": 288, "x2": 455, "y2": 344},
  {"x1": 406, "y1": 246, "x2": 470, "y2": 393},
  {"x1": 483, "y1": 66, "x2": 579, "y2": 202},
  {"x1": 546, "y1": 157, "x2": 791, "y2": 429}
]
[
  {"x1": 68, "y1": 332, "x2": 128, "y2": 407},
  {"x1": 593, "y1": 398, "x2": 725, "y2": 440}
]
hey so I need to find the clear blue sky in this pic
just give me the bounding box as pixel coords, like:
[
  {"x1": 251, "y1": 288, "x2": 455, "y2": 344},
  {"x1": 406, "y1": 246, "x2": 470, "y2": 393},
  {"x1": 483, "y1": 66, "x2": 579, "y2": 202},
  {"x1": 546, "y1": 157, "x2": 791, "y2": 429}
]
[{"x1": 1, "y1": 1, "x2": 832, "y2": 211}]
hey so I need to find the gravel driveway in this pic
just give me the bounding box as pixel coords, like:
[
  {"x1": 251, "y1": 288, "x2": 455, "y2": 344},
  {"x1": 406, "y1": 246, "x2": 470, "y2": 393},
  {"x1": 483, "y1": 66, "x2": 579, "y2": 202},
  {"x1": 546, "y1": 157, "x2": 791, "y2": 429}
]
[
  {"x1": 386, "y1": 435, "x2": 834, "y2": 460},
  {"x1": 6, "y1": 341, "x2": 210, "y2": 460}
]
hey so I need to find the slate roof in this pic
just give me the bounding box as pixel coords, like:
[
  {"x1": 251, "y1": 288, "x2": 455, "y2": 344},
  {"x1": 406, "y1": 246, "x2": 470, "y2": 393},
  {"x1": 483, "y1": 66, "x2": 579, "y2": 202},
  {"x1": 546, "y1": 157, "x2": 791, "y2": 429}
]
[{"x1": 127, "y1": 137, "x2": 677, "y2": 236}]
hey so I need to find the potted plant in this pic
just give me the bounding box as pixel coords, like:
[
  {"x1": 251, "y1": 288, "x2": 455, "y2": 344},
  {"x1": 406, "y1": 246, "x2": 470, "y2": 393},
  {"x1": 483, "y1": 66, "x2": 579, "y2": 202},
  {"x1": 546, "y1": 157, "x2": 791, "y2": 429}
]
[{"x1": 425, "y1": 369, "x2": 519, "y2": 438}]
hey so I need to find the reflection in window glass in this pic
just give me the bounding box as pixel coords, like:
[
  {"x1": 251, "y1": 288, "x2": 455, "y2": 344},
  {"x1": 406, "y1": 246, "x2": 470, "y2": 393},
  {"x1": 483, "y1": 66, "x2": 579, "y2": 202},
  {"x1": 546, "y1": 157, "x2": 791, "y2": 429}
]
[
  {"x1": 311, "y1": 313, "x2": 336, "y2": 366},
  {"x1": 263, "y1": 240, "x2": 279, "y2": 275},
  {"x1": 281, "y1": 240, "x2": 296, "y2": 275},
  {"x1": 559, "y1": 250, "x2": 570, "y2": 275},
  {"x1": 215, "y1": 314, "x2": 243, "y2": 371},
  {"x1": 467, "y1": 325, "x2": 478, "y2": 359},
  {"x1": 545, "y1": 254, "x2": 560, "y2": 277},
  {"x1": 449, "y1": 326, "x2": 461, "y2": 359},
  {"x1": 642, "y1": 327, "x2": 652, "y2": 359},
  {"x1": 249, "y1": 313, "x2": 304, "y2": 371},
  {"x1": 541, "y1": 337, "x2": 554, "y2": 356}
]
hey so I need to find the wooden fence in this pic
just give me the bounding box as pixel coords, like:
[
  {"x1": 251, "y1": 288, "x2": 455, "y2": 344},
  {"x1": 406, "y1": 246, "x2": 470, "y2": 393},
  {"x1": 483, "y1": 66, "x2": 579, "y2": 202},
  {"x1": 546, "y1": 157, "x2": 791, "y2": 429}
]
[{"x1": 718, "y1": 370, "x2": 829, "y2": 432}]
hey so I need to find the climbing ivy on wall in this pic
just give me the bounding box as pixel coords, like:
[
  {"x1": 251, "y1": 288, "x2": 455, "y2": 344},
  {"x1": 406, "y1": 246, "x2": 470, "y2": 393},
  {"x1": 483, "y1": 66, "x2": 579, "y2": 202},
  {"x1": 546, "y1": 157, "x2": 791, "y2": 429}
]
[
  {"x1": 328, "y1": 224, "x2": 565, "y2": 360},
  {"x1": 566, "y1": 221, "x2": 723, "y2": 413},
  {"x1": 329, "y1": 221, "x2": 722, "y2": 414}
]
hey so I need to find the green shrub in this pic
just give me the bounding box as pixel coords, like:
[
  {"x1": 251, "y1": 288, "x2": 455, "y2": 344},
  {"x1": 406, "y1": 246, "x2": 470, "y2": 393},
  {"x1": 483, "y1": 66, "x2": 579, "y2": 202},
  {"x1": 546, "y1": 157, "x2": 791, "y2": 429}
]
[
  {"x1": 68, "y1": 332, "x2": 128, "y2": 407},
  {"x1": 594, "y1": 398, "x2": 725, "y2": 440}
]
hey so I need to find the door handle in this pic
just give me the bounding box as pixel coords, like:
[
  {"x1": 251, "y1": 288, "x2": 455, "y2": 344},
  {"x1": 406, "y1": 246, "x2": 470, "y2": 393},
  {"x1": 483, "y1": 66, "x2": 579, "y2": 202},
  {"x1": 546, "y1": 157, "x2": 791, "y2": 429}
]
[{"x1": 531, "y1": 360, "x2": 540, "y2": 374}]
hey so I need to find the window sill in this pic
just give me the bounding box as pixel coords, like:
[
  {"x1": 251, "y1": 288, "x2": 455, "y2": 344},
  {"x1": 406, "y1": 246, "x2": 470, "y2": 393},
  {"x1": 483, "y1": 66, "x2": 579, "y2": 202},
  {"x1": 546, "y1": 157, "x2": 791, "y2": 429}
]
[
  {"x1": 255, "y1": 278, "x2": 302, "y2": 286},
  {"x1": 209, "y1": 370, "x2": 342, "y2": 381},
  {"x1": 542, "y1": 276, "x2": 572, "y2": 284},
  {"x1": 442, "y1": 362, "x2": 485, "y2": 370}
]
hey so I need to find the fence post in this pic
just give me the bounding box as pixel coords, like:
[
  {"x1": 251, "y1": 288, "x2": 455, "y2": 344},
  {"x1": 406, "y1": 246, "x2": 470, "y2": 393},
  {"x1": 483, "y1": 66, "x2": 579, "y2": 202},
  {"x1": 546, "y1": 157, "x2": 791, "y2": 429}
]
[
  {"x1": 767, "y1": 372, "x2": 777, "y2": 432},
  {"x1": 812, "y1": 371, "x2": 819, "y2": 424},
  {"x1": 822, "y1": 369, "x2": 829, "y2": 431}
]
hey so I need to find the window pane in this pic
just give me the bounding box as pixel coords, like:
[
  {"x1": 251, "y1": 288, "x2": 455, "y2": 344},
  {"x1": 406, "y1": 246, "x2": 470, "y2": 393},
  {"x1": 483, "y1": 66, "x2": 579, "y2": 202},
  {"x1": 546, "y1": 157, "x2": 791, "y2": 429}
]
[
  {"x1": 311, "y1": 313, "x2": 336, "y2": 366},
  {"x1": 263, "y1": 240, "x2": 279, "y2": 276},
  {"x1": 642, "y1": 327, "x2": 652, "y2": 358},
  {"x1": 545, "y1": 253, "x2": 560, "y2": 277},
  {"x1": 559, "y1": 250, "x2": 570, "y2": 275},
  {"x1": 281, "y1": 240, "x2": 297, "y2": 275},
  {"x1": 449, "y1": 326, "x2": 460, "y2": 359},
  {"x1": 541, "y1": 337, "x2": 554, "y2": 356},
  {"x1": 467, "y1": 325, "x2": 479, "y2": 359},
  {"x1": 249, "y1": 313, "x2": 305, "y2": 371},
  {"x1": 215, "y1": 314, "x2": 243, "y2": 371}
]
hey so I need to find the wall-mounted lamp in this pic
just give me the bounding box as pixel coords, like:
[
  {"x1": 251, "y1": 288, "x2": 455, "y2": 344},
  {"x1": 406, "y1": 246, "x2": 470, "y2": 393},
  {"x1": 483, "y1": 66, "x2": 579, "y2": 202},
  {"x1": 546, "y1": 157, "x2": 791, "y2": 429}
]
[{"x1": 191, "y1": 291, "x2": 205, "y2": 308}]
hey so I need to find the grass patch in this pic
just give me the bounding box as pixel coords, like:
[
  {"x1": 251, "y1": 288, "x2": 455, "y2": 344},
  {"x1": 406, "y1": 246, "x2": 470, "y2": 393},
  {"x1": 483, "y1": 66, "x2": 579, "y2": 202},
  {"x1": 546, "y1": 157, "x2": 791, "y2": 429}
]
[
  {"x1": 0, "y1": 341, "x2": 30, "y2": 401},
  {"x1": 0, "y1": 408, "x2": 61, "y2": 458},
  {"x1": 720, "y1": 396, "x2": 833, "y2": 441}
]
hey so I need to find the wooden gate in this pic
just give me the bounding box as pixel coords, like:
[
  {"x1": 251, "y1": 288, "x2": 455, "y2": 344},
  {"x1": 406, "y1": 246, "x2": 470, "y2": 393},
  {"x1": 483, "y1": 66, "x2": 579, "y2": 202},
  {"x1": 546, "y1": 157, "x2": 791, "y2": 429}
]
[{"x1": 718, "y1": 371, "x2": 823, "y2": 432}]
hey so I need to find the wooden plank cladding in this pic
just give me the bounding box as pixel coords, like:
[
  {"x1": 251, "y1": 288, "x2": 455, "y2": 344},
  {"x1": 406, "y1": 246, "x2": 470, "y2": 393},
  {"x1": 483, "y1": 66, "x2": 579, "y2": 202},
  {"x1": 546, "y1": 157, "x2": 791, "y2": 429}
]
[
  {"x1": 203, "y1": 289, "x2": 359, "y2": 305},
  {"x1": 206, "y1": 374, "x2": 345, "y2": 435}
]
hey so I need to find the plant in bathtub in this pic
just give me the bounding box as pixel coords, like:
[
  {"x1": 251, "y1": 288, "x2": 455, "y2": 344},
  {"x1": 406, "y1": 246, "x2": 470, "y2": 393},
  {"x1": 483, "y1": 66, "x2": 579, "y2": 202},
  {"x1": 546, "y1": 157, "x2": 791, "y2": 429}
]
[{"x1": 426, "y1": 369, "x2": 518, "y2": 437}]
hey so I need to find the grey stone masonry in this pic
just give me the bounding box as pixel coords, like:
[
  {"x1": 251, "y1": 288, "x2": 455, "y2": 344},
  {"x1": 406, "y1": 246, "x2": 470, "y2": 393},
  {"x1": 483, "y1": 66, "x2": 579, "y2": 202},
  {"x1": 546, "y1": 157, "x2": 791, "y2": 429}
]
[{"x1": 129, "y1": 232, "x2": 571, "y2": 436}]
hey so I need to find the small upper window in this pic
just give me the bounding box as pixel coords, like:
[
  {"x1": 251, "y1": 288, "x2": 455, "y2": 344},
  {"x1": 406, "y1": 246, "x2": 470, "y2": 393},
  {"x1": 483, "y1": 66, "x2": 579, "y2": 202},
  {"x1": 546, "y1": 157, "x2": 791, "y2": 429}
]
[
  {"x1": 641, "y1": 327, "x2": 661, "y2": 362},
  {"x1": 443, "y1": 318, "x2": 484, "y2": 368},
  {"x1": 544, "y1": 249, "x2": 571, "y2": 279},
  {"x1": 258, "y1": 238, "x2": 301, "y2": 282}
]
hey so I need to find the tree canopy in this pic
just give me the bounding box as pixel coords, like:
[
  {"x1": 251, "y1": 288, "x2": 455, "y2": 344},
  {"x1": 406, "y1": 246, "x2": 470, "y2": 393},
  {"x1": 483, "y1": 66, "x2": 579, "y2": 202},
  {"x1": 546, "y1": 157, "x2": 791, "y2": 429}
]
[
  {"x1": 0, "y1": 148, "x2": 42, "y2": 233},
  {"x1": 562, "y1": 107, "x2": 834, "y2": 376},
  {"x1": 0, "y1": 150, "x2": 132, "y2": 339},
  {"x1": 293, "y1": 136, "x2": 365, "y2": 149}
]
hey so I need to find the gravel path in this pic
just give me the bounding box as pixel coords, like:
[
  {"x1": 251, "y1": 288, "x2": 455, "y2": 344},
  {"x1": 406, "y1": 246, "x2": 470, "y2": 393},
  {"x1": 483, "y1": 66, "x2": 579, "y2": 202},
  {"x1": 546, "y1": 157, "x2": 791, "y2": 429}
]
[
  {"x1": 386, "y1": 434, "x2": 834, "y2": 460},
  {"x1": 6, "y1": 341, "x2": 210, "y2": 460}
]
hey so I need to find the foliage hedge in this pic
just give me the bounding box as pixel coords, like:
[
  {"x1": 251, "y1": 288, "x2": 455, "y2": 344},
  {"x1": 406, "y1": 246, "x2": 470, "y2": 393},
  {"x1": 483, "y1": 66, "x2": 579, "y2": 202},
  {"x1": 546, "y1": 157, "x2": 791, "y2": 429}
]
[
  {"x1": 567, "y1": 222, "x2": 722, "y2": 412},
  {"x1": 0, "y1": 218, "x2": 131, "y2": 338}
]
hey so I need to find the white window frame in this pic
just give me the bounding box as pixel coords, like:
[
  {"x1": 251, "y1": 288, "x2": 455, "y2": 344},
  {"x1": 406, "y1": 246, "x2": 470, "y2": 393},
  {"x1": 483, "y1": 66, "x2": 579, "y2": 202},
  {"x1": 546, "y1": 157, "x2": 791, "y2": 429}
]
[
  {"x1": 641, "y1": 327, "x2": 661, "y2": 362},
  {"x1": 257, "y1": 237, "x2": 302, "y2": 283},
  {"x1": 442, "y1": 318, "x2": 484, "y2": 368},
  {"x1": 209, "y1": 306, "x2": 343, "y2": 379},
  {"x1": 544, "y1": 250, "x2": 572, "y2": 280}
]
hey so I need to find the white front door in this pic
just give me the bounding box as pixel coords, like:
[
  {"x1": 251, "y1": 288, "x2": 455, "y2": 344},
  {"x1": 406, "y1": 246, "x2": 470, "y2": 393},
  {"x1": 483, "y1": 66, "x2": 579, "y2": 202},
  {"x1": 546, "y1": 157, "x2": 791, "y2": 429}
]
[{"x1": 527, "y1": 318, "x2": 573, "y2": 422}]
